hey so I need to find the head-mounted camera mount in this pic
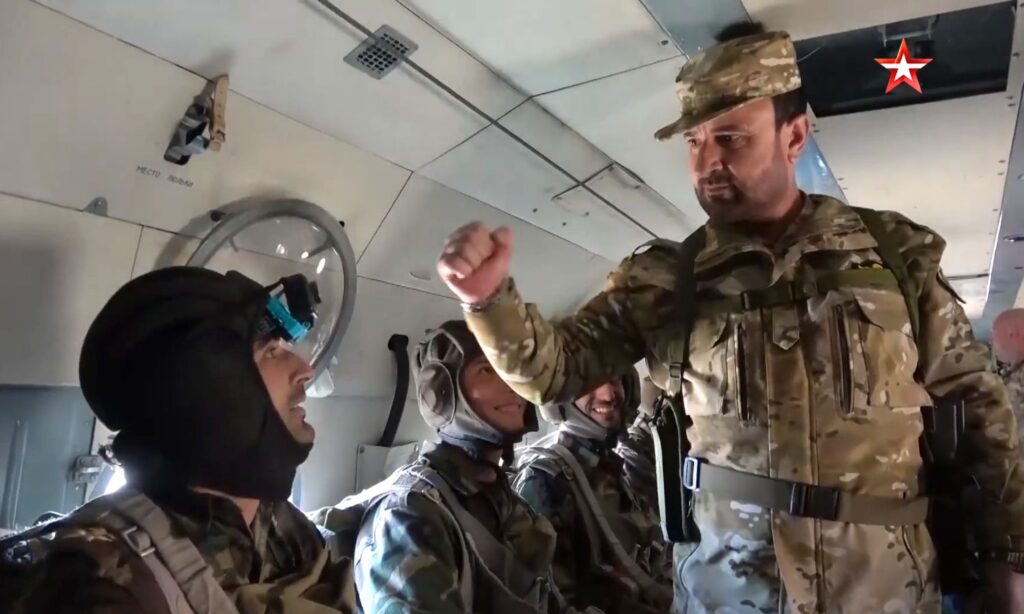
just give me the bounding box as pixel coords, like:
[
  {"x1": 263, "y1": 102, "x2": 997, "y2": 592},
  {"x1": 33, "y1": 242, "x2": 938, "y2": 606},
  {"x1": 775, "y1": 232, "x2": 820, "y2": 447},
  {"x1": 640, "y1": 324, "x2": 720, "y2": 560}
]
[{"x1": 255, "y1": 274, "x2": 322, "y2": 343}]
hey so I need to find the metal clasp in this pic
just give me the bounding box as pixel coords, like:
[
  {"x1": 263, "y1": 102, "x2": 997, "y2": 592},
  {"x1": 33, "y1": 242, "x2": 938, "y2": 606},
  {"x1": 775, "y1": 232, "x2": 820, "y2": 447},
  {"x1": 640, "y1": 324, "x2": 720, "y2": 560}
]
[
  {"x1": 120, "y1": 526, "x2": 156, "y2": 557},
  {"x1": 682, "y1": 457, "x2": 702, "y2": 492},
  {"x1": 788, "y1": 483, "x2": 840, "y2": 521}
]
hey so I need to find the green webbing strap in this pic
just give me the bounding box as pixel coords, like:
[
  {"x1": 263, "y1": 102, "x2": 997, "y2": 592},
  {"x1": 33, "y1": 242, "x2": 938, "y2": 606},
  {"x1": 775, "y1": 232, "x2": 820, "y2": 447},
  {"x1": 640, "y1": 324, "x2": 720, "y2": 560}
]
[
  {"x1": 854, "y1": 207, "x2": 921, "y2": 342},
  {"x1": 697, "y1": 268, "x2": 901, "y2": 316},
  {"x1": 670, "y1": 228, "x2": 707, "y2": 383},
  {"x1": 651, "y1": 229, "x2": 705, "y2": 543},
  {"x1": 681, "y1": 457, "x2": 930, "y2": 525}
]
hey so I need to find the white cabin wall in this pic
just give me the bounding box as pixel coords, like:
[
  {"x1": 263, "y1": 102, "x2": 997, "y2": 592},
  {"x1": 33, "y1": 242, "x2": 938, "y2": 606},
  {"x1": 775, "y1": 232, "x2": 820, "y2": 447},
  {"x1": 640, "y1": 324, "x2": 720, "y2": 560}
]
[{"x1": 0, "y1": 1, "x2": 618, "y2": 505}]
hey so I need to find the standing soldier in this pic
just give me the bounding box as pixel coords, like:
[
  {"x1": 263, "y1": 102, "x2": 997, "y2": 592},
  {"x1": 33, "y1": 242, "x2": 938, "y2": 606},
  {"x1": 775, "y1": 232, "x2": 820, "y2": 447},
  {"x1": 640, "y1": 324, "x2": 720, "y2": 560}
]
[
  {"x1": 436, "y1": 22, "x2": 1024, "y2": 613},
  {"x1": 514, "y1": 368, "x2": 674, "y2": 613}
]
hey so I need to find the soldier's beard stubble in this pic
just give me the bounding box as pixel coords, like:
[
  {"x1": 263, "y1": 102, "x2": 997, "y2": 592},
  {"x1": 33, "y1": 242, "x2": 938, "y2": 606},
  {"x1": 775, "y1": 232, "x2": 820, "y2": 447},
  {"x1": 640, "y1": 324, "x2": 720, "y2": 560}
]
[{"x1": 694, "y1": 147, "x2": 791, "y2": 227}]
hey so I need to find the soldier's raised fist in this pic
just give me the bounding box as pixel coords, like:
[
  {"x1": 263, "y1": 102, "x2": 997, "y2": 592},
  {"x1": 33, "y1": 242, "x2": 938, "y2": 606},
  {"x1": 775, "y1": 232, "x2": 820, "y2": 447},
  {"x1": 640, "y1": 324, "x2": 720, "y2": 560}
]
[{"x1": 436, "y1": 222, "x2": 513, "y2": 305}]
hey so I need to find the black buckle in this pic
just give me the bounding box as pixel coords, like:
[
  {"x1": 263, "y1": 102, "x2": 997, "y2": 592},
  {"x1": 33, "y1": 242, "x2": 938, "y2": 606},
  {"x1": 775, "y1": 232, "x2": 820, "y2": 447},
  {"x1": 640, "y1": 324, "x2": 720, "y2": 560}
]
[
  {"x1": 789, "y1": 483, "x2": 840, "y2": 521},
  {"x1": 682, "y1": 457, "x2": 701, "y2": 491},
  {"x1": 741, "y1": 282, "x2": 800, "y2": 311}
]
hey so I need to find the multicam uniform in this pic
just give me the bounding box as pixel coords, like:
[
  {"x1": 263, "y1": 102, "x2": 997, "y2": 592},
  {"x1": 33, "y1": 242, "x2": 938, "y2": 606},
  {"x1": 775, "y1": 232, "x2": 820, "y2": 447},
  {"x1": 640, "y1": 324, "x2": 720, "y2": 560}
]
[
  {"x1": 463, "y1": 194, "x2": 1024, "y2": 612},
  {"x1": 1000, "y1": 361, "x2": 1024, "y2": 453}
]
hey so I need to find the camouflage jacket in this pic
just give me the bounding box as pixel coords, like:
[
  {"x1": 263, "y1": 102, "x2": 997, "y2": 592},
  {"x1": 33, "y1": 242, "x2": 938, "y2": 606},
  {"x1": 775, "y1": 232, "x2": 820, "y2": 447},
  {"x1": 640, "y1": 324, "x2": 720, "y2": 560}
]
[
  {"x1": 353, "y1": 442, "x2": 558, "y2": 614},
  {"x1": 12, "y1": 489, "x2": 345, "y2": 613},
  {"x1": 1000, "y1": 361, "x2": 1024, "y2": 453},
  {"x1": 513, "y1": 433, "x2": 672, "y2": 612},
  {"x1": 465, "y1": 194, "x2": 1024, "y2": 612}
]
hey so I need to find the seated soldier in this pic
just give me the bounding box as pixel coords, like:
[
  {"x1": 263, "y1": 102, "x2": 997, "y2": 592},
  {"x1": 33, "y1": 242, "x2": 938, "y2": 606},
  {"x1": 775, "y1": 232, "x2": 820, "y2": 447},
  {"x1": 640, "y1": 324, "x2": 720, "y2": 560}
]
[
  {"x1": 10, "y1": 267, "x2": 349, "y2": 614},
  {"x1": 352, "y1": 320, "x2": 563, "y2": 613},
  {"x1": 513, "y1": 369, "x2": 674, "y2": 613}
]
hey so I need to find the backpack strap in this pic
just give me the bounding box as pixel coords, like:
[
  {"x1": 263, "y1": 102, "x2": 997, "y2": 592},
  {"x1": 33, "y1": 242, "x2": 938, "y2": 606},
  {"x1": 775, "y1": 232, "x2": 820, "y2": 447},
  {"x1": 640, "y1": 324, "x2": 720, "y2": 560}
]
[
  {"x1": 82, "y1": 489, "x2": 238, "y2": 614},
  {"x1": 517, "y1": 447, "x2": 602, "y2": 564},
  {"x1": 664, "y1": 229, "x2": 705, "y2": 397},
  {"x1": 696, "y1": 268, "x2": 902, "y2": 316},
  {"x1": 542, "y1": 444, "x2": 672, "y2": 604},
  {"x1": 853, "y1": 207, "x2": 922, "y2": 342},
  {"x1": 648, "y1": 230, "x2": 704, "y2": 544}
]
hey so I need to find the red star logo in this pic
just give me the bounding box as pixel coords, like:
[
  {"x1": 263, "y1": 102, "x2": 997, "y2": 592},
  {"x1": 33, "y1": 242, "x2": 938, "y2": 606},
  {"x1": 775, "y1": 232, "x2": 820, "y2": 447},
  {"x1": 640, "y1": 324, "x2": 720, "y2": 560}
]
[{"x1": 875, "y1": 39, "x2": 932, "y2": 94}]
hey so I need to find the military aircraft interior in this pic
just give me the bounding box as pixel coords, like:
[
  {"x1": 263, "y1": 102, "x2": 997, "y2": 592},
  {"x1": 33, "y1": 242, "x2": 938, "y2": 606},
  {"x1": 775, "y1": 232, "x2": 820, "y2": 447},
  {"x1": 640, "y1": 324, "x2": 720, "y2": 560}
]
[{"x1": 2, "y1": 0, "x2": 1024, "y2": 612}]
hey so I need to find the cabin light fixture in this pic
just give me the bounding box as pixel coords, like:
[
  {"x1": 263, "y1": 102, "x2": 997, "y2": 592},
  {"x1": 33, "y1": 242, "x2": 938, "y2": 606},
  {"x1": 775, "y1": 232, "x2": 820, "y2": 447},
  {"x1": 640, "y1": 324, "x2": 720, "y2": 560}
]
[{"x1": 1003, "y1": 234, "x2": 1024, "y2": 243}]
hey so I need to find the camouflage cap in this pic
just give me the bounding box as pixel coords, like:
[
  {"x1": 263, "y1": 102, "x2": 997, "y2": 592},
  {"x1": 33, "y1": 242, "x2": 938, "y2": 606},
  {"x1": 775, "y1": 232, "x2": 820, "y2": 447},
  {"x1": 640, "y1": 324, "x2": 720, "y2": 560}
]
[{"x1": 655, "y1": 30, "x2": 801, "y2": 141}]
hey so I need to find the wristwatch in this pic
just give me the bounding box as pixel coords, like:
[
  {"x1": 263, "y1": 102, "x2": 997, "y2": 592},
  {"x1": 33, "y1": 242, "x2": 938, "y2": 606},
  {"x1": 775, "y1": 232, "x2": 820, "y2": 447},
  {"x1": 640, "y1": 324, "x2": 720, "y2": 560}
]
[
  {"x1": 978, "y1": 550, "x2": 1024, "y2": 574},
  {"x1": 1008, "y1": 552, "x2": 1024, "y2": 574},
  {"x1": 460, "y1": 281, "x2": 507, "y2": 313}
]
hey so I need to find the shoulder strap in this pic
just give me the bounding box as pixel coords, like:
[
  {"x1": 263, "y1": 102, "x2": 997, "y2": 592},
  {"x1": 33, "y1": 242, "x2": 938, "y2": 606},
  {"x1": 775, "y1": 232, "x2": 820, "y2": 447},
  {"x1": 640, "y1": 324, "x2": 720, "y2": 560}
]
[
  {"x1": 517, "y1": 446, "x2": 601, "y2": 563},
  {"x1": 402, "y1": 466, "x2": 546, "y2": 614},
  {"x1": 853, "y1": 207, "x2": 921, "y2": 342},
  {"x1": 546, "y1": 444, "x2": 672, "y2": 604},
  {"x1": 670, "y1": 228, "x2": 707, "y2": 391},
  {"x1": 84, "y1": 490, "x2": 238, "y2": 614}
]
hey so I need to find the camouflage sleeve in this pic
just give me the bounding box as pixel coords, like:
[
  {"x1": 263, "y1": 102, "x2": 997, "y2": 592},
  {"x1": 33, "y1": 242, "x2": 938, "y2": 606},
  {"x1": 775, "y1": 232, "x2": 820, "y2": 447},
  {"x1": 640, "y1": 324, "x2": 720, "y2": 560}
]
[
  {"x1": 464, "y1": 247, "x2": 677, "y2": 406},
  {"x1": 12, "y1": 529, "x2": 168, "y2": 614},
  {"x1": 512, "y1": 467, "x2": 579, "y2": 601},
  {"x1": 354, "y1": 491, "x2": 467, "y2": 614},
  {"x1": 905, "y1": 233, "x2": 1024, "y2": 549}
]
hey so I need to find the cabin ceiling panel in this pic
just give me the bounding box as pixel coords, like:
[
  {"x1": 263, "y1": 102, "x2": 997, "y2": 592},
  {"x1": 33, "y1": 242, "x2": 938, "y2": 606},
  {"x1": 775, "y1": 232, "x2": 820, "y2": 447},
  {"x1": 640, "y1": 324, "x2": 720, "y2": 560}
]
[
  {"x1": 417, "y1": 126, "x2": 655, "y2": 261},
  {"x1": 399, "y1": 0, "x2": 681, "y2": 96},
  {"x1": 535, "y1": 57, "x2": 706, "y2": 235},
  {"x1": 358, "y1": 175, "x2": 615, "y2": 318},
  {"x1": 0, "y1": 1, "x2": 410, "y2": 257},
  {"x1": 497, "y1": 100, "x2": 614, "y2": 181},
  {"x1": 35, "y1": 0, "x2": 526, "y2": 170}
]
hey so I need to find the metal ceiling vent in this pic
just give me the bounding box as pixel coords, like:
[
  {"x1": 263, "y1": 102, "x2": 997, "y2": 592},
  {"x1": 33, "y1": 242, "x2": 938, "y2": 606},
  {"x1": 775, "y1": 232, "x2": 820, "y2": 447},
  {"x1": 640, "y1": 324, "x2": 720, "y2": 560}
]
[{"x1": 344, "y1": 25, "x2": 418, "y2": 79}]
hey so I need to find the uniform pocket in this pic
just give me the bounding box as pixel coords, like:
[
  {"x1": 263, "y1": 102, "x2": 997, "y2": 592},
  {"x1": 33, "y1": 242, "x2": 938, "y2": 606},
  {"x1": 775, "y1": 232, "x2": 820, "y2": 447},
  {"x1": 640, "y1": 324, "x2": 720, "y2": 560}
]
[
  {"x1": 681, "y1": 314, "x2": 731, "y2": 416},
  {"x1": 839, "y1": 288, "x2": 931, "y2": 412}
]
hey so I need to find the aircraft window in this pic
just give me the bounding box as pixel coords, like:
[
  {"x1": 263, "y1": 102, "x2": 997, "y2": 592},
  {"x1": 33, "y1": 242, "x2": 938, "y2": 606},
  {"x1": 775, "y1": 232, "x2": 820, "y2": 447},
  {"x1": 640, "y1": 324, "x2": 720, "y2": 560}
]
[
  {"x1": 188, "y1": 200, "x2": 357, "y2": 398},
  {"x1": 103, "y1": 466, "x2": 126, "y2": 496}
]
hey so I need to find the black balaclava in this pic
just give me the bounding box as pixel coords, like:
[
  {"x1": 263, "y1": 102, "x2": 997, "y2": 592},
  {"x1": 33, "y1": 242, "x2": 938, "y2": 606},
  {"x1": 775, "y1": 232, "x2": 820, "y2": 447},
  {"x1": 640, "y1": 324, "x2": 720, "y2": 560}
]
[{"x1": 80, "y1": 266, "x2": 311, "y2": 501}]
